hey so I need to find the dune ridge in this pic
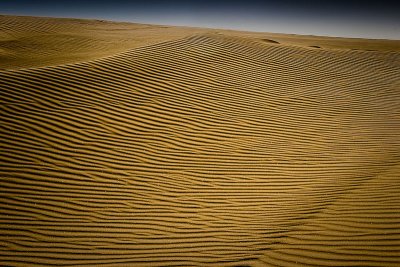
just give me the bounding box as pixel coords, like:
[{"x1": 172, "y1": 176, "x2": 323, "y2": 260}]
[{"x1": 1, "y1": 15, "x2": 400, "y2": 266}]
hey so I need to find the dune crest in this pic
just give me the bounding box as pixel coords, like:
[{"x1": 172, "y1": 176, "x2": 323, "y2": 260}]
[{"x1": 1, "y1": 15, "x2": 400, "y2": 266}]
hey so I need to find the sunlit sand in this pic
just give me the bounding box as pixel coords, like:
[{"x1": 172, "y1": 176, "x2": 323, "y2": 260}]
[{"x1": 1, "y1": 15, "x2": 400, "y2": 266}]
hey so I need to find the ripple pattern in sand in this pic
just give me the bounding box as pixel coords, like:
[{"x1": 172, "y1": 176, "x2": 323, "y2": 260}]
[{"x1": 1, "y1": 33, "x2": 400, "y2": 266}]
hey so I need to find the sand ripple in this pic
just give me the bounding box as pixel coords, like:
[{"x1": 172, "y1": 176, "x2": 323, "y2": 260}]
[{"x1": 1, "y1": 16, "x2": 400, "y2": 267}]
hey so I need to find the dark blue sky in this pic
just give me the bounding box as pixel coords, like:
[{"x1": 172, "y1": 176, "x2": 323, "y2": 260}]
[{"x1": 1, "y1": 0, "x2": 399, "y2": 39}]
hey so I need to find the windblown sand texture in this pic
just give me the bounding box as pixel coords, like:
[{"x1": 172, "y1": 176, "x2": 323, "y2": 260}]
[{"x1": 1, "y1": 15, "x2": 400, "y2": 266}]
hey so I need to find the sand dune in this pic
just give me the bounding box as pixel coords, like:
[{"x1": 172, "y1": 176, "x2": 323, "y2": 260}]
[
  {"x1": 0, "y1": 15, "x2": 208, "y2": 70},
  {"x1": 1, "y1": 15, "x2": 400, "y2": 266}
]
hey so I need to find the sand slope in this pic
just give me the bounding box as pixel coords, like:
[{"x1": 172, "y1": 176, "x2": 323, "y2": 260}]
[
  {"x1": 0, "y1": 15, "x2": 207, "y2": 70},
  {"x1": 1, "y1": 15, "x2": 400, "y2": 266}
]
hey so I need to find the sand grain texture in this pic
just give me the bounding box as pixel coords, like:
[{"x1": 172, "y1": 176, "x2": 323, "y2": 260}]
[{"x1": 1, "y1": 15, "x2": 400, "y2": 266}]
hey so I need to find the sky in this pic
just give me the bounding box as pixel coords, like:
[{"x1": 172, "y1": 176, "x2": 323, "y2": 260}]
[{"x1": 1, "y1": 0, "x2": 399, "y2": 39}]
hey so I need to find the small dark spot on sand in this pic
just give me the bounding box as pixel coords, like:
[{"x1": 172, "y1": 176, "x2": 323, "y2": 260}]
[{"x1": 262, "y1": 39, "x2": 280, "y2": 44}]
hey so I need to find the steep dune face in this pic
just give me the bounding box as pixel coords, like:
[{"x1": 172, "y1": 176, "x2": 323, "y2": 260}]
[{"x1": 1, "y1": 16, "x2": 400, "y2": 266}]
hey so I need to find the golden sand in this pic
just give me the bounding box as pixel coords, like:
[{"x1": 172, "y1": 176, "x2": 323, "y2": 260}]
[{"x1": 1, "y1": 15, "x2": 400, "y2": 266}]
